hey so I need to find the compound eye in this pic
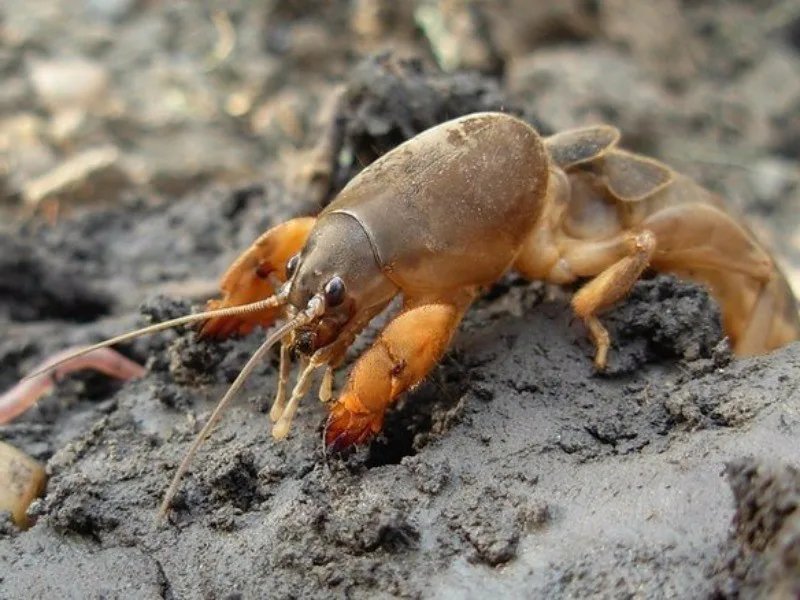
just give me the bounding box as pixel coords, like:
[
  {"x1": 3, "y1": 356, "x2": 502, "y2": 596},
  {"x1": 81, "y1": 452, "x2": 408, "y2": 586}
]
[
  {"x1": 285, "y1": 254, "x2": 300, "y2": 279},
  {"x1": 324, "y1": 276, "x2": 346, "y2": 307}
]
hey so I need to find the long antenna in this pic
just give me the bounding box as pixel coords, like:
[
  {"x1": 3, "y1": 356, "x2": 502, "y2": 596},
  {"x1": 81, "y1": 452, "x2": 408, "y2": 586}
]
[
  {"x1": 158, "y1": 294, "x2": 325, "y2": 518},
  {"x1": 25, "y1": 294, "x2": 287, "y2": 381}
]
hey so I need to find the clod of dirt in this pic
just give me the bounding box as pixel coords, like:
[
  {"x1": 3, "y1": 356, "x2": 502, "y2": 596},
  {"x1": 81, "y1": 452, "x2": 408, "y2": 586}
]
[
  {"x1": 602, "y1": 274, "x2": 728, "y2": 375},
  {"x1": 137, "y1": 295, "x2": 193, "y2": 325},
  {"x1": 308, "y1": 53, "x2": 526, "y2": 205},
  {"x1": 712, "y1": 459, "x2": 800, "y2": 598},
  {"x1": 166, "y1": 335, "x2": 228, "y2": 385},
  {"x1": 402, "y1": 455, "x2": 451, "y2": 495},
  {"x1": 202, "y1": 447, "x2": 262, "y2": 512},
  {"x1": 36, "y1": 472, "x2": 120, "y2": 538},
  {"x1": 322, "y1": 492, "x2": 419, "y2": 554},
  {"x1": 444, "y1": 485, "x2": 549, "y2": 566},
  {"x1": 0, "y1": 512, "x2": 18, "y2": 536}
]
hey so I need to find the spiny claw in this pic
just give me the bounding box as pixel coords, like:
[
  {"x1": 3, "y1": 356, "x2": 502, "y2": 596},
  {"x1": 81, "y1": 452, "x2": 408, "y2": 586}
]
[{"x1": 324, "y1": 402, "x2": 383, "y2": 452}]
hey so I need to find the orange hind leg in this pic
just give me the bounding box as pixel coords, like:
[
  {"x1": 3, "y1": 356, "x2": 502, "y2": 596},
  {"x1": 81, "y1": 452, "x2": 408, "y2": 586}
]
[
  {"x1": 515, "y1": 229, "x2": 656, "y2": 370},
  {"x1": 675, "y1": 268, "x2": 800, "y2": 356},
  {"x1": 644, "y1": 203, "x2": 800, "y2": 355},
  {"x1": 200, "y1": 217, "x2": 316, "y2": 339},
  {"x1": 516, "y1": 197, "x2": 800, "y2": 366},
  {"x1": 569, "y1": 232, "x2": 656, "y2": 369}
]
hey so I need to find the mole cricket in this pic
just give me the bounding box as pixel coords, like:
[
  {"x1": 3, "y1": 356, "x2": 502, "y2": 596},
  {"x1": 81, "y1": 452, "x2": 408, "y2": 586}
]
[{"x1": 17, "y1": 111, "x2": 800, "y2": 517}]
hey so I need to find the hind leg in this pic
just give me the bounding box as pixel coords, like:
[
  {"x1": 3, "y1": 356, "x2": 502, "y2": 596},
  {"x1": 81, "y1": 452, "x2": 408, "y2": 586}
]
[
  {"x1": 568, "y1": 232, "x2": 656, "y2": 369},
  {"x1": 515, "y1": 230, "x2": 656, "y2": 369},
  {"x1": 200, "y1": 217, "x2": 316, "y2": 338},
  {"x1": 721, "y1": 274, "x2": 799, "y2": 356},
  {"x1": 644, "y1": 203, "x2": 799, "y2": 354},
  {"x1": 736, "y1": 278, "x2": 777, "y2": 355}
]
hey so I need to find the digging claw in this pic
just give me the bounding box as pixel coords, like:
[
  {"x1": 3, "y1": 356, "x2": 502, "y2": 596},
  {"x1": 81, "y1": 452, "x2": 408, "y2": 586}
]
[{"x1": 324, "y1": 403, "x2": 382, "y2": 452}]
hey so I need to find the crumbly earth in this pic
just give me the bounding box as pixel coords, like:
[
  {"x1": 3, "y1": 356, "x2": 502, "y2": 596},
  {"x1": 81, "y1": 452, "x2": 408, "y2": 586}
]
[
  {"x1": 711, "y1": 459, "x2": 800, "y2": 597},
  {"x1": 1, "y1": 1, "x2": 800, "y2": 599},
  {"x1": 1, "y1": 182, "x2": 799, "y2": 599}
]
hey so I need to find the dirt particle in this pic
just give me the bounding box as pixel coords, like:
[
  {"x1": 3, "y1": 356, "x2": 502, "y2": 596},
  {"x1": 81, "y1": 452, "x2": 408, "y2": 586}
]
[
  {"x1": 444, "y1": 486, "x2": 538, "y2": 566},
  {"x1": 40, "y1": 473, "x2": 120, "y2": 538},
  {"x1": 402, "y1": 455, "x2": 451, "y2": 495},
  {"x1": 307, "y1": 53, "x2": 522, "y2": 206},
  {"x1": 602, "y1": 275, "x2": 725, "y2": 375},
  {"x1": 322, "y1": 492, "x2": 419, "y2": 554},
  {"x1": 203, "y1": 447, "x2": 262, "y2": 512},
  {"x1": 712, "y1": 459, "x2": 800, "y2": 598}
]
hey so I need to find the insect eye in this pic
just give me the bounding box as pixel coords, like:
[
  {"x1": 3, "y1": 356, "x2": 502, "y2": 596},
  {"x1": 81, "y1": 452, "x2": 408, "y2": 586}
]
[
  {"x1": 324, "y1": 276, "x2": 346, "y2": 307},
  {"x1": 285, "y1": 254, "x2": 300, "y2": 279}
]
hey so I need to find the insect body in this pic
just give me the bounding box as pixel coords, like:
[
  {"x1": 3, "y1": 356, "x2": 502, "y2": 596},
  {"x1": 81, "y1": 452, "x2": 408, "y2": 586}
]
[
  {"x1": 202, "y1": 112, "x2": 799, "y2": 450},
  {"x1": 202, "y1": 112, "x2": 552, "y2": 451},
  {"x1": 28, "y1": 112, "x2": 800, "y2": 515}
]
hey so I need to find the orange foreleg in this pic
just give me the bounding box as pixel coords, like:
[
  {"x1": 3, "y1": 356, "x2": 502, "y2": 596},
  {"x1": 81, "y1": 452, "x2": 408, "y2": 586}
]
[
  {"x1": 325, "y1": 295, "x2": 471, "y2": 450},
  {"x1": 200, "y1": 217, "x2": 316, "y2": 339}
]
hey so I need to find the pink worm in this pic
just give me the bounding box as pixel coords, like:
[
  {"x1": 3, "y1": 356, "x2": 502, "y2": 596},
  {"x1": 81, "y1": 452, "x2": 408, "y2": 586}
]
[{"x1": 0, "y1": 347, "x2": 146, "y2": 424}]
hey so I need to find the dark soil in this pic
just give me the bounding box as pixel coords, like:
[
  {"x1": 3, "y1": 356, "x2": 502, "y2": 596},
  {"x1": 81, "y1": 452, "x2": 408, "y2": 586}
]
[
  {"x1": 1, "y1": 1, "x2": 800, "y2": 599},
  {"x1": 1, "y1": 176, "x2": 798, "y2": 598}
]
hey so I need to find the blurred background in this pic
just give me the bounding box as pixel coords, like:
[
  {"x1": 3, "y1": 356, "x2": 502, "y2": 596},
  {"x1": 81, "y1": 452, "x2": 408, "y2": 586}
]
[{"x1": 1, "y1": 0, "x2": 799, "y2": 290}]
